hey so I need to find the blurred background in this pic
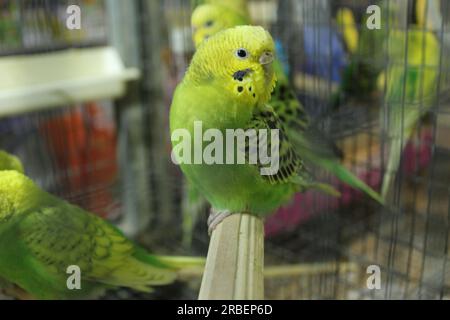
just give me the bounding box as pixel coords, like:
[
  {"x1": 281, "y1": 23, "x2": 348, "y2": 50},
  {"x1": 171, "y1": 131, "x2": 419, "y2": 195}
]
[{"x1": 0, "y1": 0, "x2": 449, "y2": 299}]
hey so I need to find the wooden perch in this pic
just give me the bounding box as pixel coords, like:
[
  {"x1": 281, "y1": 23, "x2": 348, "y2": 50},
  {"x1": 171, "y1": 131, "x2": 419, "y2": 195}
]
[{"x1": 198, "y1": 213, "x2": 264, "y2": 300}]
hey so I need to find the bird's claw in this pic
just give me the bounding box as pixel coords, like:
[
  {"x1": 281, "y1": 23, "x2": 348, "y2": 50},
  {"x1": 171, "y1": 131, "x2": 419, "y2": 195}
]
[{"x1": 207, "y1": 209, "x2": 232, "y2": 235}]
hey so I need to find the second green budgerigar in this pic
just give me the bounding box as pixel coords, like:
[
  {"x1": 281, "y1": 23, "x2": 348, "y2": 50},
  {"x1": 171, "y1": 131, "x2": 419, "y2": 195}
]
[{"x1": 0, "y1": 151, "x2": 204, "y2": 299}]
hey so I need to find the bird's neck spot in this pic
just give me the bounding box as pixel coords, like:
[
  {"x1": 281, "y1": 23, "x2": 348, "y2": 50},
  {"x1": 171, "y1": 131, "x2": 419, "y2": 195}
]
[{"x1": 229, "y1": 69, "x2": 259, "y2": 103}]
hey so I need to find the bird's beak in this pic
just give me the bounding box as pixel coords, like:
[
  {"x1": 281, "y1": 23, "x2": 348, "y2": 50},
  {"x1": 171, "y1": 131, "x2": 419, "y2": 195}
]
[{"x1": 259, "y1": 51, "x2": 274, "y2": 65}]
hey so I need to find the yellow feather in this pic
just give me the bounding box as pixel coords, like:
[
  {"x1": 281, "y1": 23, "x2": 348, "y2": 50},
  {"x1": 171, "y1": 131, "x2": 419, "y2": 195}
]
[{"x1": 336, "y1": 8, "x2": 359, "y2": 54}]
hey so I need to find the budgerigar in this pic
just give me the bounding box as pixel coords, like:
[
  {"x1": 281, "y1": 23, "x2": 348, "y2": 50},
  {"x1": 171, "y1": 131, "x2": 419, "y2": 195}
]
[
  {"x1": 171, "y1": 26, "x2": 341, "y2": 231},
  {"x1": 334, "y1": 7, "x2": 387, "y2": 107},
  {"x1": 0, "y1": 155, "x2": 204, "y2": 299},
  {"x1": 190, "y1": 3, "x2": 384, "y2": 204},
  {"x1": 380, "y1": 28, "x2": 440, "y2": 198}
]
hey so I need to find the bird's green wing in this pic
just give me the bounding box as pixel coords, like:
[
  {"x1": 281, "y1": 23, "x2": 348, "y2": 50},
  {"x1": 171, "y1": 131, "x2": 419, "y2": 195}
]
[
  {"x1": 17, "y1": 201, "x2": 175, "y2": 297},
  {"x1": 245, "y1": 106, "x2": 304, "y2": 184},
  {"x1": 270, "y1": 79, "x2": 310, "y2": 133},
  {"x1": 245, "y1": 106, "x2": 339, "y2": 196},
  {"x1": 271, "y1": 60, "x2": 343, "y2": 160}
]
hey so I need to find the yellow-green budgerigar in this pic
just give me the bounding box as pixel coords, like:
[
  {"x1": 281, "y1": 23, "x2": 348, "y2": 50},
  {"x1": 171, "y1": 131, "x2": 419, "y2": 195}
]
[
  {"x1": 0, "y1": 154, "x2": 204, "y2": 299},
  {"x1": 190, "y1": 3, "x2": 384, "y2": 204},
  {"x1": 170, "y1": 26, "x2": 341, "y2": 231},
  {"x1": 381, "y1": 28, "x2": 440, "y2": 198}
]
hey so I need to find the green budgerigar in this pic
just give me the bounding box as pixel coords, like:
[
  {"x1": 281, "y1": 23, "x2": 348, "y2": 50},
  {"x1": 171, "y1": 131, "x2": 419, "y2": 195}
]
[
  {"x1": 380, "y1": 28, "x2": 440, "y2": 198},
  {"x1": 190, "y1": 3, "x2": 384, "y2": 204},
  {"x1": 170, "y1": 26, "x2": 340, "y2": 230},
  {"x1": 0, "y1": 153, "x2": 204, "y2": 299}
]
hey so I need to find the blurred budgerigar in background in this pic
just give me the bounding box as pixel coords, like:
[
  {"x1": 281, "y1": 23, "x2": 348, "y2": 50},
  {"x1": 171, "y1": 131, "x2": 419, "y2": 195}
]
[
  {"x1": 334, "y1": 3, "x2": 392, "y2": 107},
  {"x1": 380, "y1": 22, "x2": 440, "y2": 199}
]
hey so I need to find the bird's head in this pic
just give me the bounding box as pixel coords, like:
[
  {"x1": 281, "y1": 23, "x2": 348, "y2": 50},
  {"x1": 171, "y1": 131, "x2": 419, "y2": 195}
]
[
  {"x1": 192, "y1": 4, "x2": 224, "y2": 48},
  {"x1": 191, "y1": 4, "x2": 249, "y2": 48},
  {"x1": 186, "y1": 25, "x2": 276, "y2": 105}
]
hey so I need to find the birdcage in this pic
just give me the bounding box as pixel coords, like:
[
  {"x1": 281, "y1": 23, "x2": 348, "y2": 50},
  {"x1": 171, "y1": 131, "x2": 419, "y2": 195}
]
[{"x1": 0, "y1": 0, "x2": 449, "y2": 300}]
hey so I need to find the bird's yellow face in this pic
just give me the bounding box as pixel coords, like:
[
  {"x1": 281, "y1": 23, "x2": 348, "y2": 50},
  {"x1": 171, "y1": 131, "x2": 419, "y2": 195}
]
[
  {"x1": 191, "y1": 5, "x2": 228, "y2": 48},
  {"x1": 187, "y1": 25, "x2": 277, "y2": 105}
]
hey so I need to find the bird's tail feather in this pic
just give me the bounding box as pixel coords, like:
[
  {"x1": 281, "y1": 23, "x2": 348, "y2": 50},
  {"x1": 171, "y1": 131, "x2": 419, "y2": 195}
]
[
  {"x1": 287, "y1": 129, "x2": 383, "y2": 204},
  {"x1": 320, "y1": 159, "x2": 384, "y2": 205},
  {"x1": 154, "y1": 255, "x2": 206, "y2": 270},
  {"x1": 134, "y1": 247, "x2": 205, "y2": 270},
  {"x1": 309, "y1": 182, "x2": 341, "y2": 197},
  {"x1": 381, "y1": 109, "x2": 419, "y2": 200},
  {"x1": 381, "y1": 137, "x2": 403, "y2": 199},
  {"x1": 106, "y1": 260, "x2": 177, "y2": 293}
]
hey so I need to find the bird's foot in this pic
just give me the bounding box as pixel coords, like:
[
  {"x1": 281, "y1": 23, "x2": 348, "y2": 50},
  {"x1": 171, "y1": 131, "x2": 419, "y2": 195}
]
[{"x1": 207, "y1": 209, "x2": 232, "y2": 235}]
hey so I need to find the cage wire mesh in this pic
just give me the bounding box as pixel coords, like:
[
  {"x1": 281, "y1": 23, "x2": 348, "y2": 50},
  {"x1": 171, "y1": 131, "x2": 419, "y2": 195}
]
[
  {"x1": 0, "y1": 0, "x2": 114, "y2": 220},
  {"x1": 0, "y1": 0, "x2": 449, "y2": 300}
]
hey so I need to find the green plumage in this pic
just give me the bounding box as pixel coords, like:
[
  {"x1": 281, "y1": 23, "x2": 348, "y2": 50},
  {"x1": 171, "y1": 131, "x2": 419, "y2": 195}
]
[{"x1": 0, "y1": 166, "x2": 204, "y2": 299}]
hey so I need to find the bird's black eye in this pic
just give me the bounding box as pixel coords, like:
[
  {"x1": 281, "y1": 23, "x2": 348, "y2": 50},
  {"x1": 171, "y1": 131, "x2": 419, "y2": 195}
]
[
  {"x1": 235, "y1": 48, "x2": 249, "y2": 59},
  {"x1": 205, "y1": 20, "x2": 214, "y2": 27}
]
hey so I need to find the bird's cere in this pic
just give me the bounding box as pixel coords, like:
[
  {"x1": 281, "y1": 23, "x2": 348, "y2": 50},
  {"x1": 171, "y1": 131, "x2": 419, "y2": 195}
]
[
  {"x1": 259, "y1": 51, "x2": 274, "y2": 65},
  {"x1": 171, "y1": 121, "x2": 280, "y2": 176}
]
